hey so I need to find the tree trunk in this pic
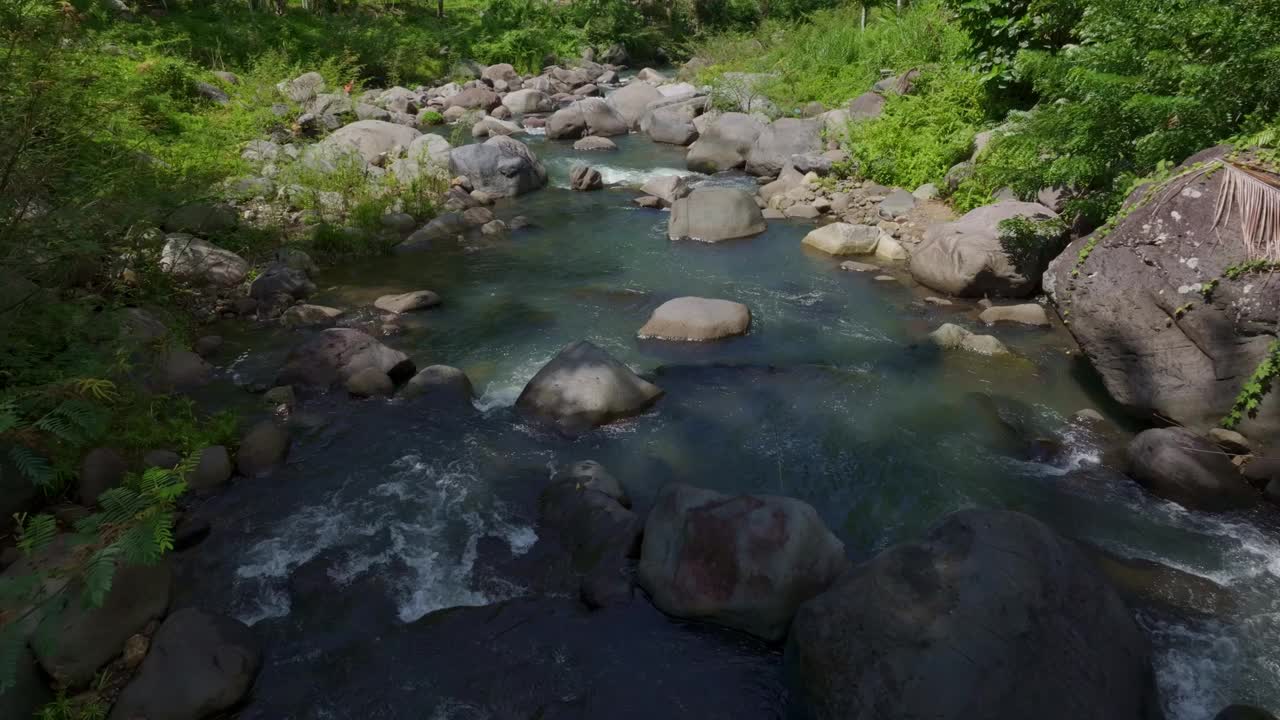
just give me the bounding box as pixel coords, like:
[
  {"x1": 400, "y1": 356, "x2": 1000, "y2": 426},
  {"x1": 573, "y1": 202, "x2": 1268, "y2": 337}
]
[{"x1": 438, "y1": 0, "x2": 444, "y2": 17}]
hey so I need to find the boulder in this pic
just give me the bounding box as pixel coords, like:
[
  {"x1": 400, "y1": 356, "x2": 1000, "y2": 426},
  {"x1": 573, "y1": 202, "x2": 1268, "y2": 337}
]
[
  {"x1": 745, "y1": 118, "x2": 822, "y2": 177},
  {"x1": 109, "y1": 608, "x2": 260, "y2": 720},
  {"x1": 685, "y1": 112, "x2": 764, "y2": 173},
  {"x1": 236, "y1": 420, "x2": 290, "y2": 478},
  {"x1": 540, "y1": 462, "x2": 641, "y2": 607},
  {"x1": 78, "y1": 447, "x2": 127, "y2": 505},
  {"x1": 802, "y1": 223, "x2": 880, "y2": 256},
  {"x1": 188, "y1": 445, "x2": 232, "y2": 491},
  {"x1": 442, "y1": 86, "x2": 501, "y2": 111},
  {"x1": 250, "y1": 262, "x2": 315, "y2": 302},
  {"x1": 149, "y1": 349, "x2": 212, "y2": 393},
  {"x1": 281, "y1": 304, "x2": 342, "y2": 328},
  {"x1": 163, "y1": 203, "x2": 238, "y2": 236},
  {"x1": 346, "y1": 367, "x2": 394, "y2": 397},
  {"x1": 638, "y1": 297, "x2": 751, "y2": 341},
  {"x1": 847, "y1": 91, "x2": 885, "y2": 120},
  {"x1": 400, "y1": 365, "x2": 474, "y2": 405},
  {"x1": 278, "y1": 71, "x2": 324, "y2": 102},
  {"x1": 640, "y1": 174, "x2": 690, "y2": 206},
  {"x1": 636, "y1": 68, "x2": 668, "y2": 83},
  {"x1": 930, "y1": 323, "x2": 1010, "y2": 356},
  {"x1": 318, "y1": 120, "x2": 421, "y2": 165},
  {"x1": 471, "y1": 116, "x2": 520, "y2": 138},
  {"x1": 482, "y1": 63, "x2": 520, "y2": 86},
  {"x1": 32, "y1": 560, "x2": 172, "y2": 687},
  {"x1": 276, "y1": 328, "x2": 414, "y2": 388},
  {"x1": 910, "y1": 201, "x2": 1065, "y2": 298},
  {"x1": 159, "y1": 235, "x2": 248, "y2": 287},
  {"x1": 787, "y1": 510, "x2": 1160, "y2": 720},
  {"x1": 397, "y1": 212, "x2": 469, "y2": 252},
  {"x1": 374, "y1": 290, "x2": 441, "y2": 314},
  {"x1": 570, "y1": 164, "x2": 603, "y2": 191},
  {"x1": 1127, "y1": 427, "x2": 1259, "y2": 511},
  {"x1": 668, "y1": 188, "x2": 766, "y2": 243},
  {"x1": 502, "y1": 88, "x2": 554, "y2": 114},
  {"x1": 874, "y1": 235, "x2": 908, "y2": 262},
  {"x1": 515, "y1": 340, "x2": 663, "y2": 432},
  {"x1": 1044, "y1": 147, "x2": 1280, "y2": 436},
  {"x1": 573, "y1": 136, "x2": 617, "y2": 151},
  {"x1": 638, "y1": 483, "x2": 846, "y2": 641},
  {"x1": 878, "y1": 188, "x2": 916, "y2": 219},
  {"x1": 646, "y1": 103, "x2": 700, "y2": 145},
  {"x1": 606, "y1": 81, "x2": 663, "y2": 128},
  {"x1": 448, "y1": 136, "x2": 548, "y2": 197},
  {"x1": 547, "y1": 98, "x2": 629, "y2": 139},
  {"x1": 1208, "y1": 428, "x2": 1252, "y2": 454},
  {"x1": 980, "y1": 303, "x2": 1051, "y2": 326}
]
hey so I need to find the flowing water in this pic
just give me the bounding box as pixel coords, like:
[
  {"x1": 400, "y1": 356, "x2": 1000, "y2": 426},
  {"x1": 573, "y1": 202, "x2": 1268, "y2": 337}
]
[{"x1": 180, "y1": 133, "x2": 1280, "y2": 719}]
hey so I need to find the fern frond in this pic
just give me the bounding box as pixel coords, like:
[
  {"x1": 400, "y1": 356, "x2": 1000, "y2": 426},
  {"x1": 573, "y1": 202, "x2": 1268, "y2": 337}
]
[
  {"x1": 8, "y1": 446, "x2": 54, "y2": 487},
  {"x1": 82, "y1": 546, "x2": 120, "y2": 608},
  {"x1": 0, "y1": 400, "x2": 19, "y2": 436},
  {"x1": 16, "y1": 513, "x2": 58, "y2": 555},
  {"x1": 73, "y1": 378, "x2": 119, "y2": 403},
  {"x1": 0, "y1": 624, "x2": 23, "y2": 695},
  {"x1": 95, "y1": 487, "x2": 149, "y2": 526}
]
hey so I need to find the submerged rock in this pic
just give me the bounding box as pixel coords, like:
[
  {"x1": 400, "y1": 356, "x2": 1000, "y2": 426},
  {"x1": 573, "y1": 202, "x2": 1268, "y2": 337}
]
[
  {"x1": 374, "y1": 290, "x2": 441, "y2": 314},
  {"x1": 930, "y1": 323, "x2": 1010, "y2": 356},
  {"x1": 638, "y1": 297, "x2": 751, "y2": 341},
  {"x1": 400, "y1": 365, "x2": 474, "y2": 405},
  {"x1": 979, "y1": 303, "x2": 1051, "y2": 326},
  {"x1": 573, "y1": 135, "x2": 617, "y2": 151},
  {"x1": 541, "y1": 461, "x2": 641, "y2": 608},
  {"x1": 638, "y1": 483, "x2": 846, "y2": 641},
  {"x1": 668, "y1": 188, "x2": 766, "y2": 242},
  {"x1": 516, "y1": 340, "x2": 663, "y2": 432},
  {"x1": 1127, "y1": 427, "x2": 1259, "y2": 511},
  {"x1": 569, "y1": 164, "x2": 603, "y2": 191},
  {"x1": 236, "y1": 420, "x2": 290, "y2": 478},
  {"x1": 786, "y1": 510, "x2": 1160, "y2": 720}
]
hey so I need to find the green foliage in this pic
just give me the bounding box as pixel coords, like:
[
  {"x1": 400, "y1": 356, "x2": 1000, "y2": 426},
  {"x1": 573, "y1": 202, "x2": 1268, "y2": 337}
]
[
  {"x1": 842, "y1": 65, "x2": 984, "y2": 189},
  {"x1": 695, "y1": 1, "x2": 972, "y2": 110},
  {"x1": 996, "y1": 215, "x2": 1067, "y2": 274},
  {"x1": 37, "y1": 692, "x2": 108, "y2": 720},
  {"x1": 942, "y1": 0, "x2": 1083, "y2": 86},
  {"x1": 958, "y1": 0, "x2": 1280, "y2": 224},
  {"x1": 419, "y1": 110, "x2": 445, "y2": 126},
  {"x1": 1223, "y1": 341, "x2": 1280, "y2": 429},
  {"x1": 1223, "y1": 260, "x2": 1280, "y2": 281}
]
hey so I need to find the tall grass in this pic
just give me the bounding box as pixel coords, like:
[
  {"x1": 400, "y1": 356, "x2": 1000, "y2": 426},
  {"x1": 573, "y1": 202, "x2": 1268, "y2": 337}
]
[{"x1": 695, "y1": 0, "x2": 971, "y2": 110}]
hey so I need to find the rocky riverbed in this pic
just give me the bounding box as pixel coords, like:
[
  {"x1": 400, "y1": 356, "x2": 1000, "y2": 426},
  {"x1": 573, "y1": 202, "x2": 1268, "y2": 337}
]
[{"x1": 5, "y1": 55, "x2": 1280, "y2": 720}]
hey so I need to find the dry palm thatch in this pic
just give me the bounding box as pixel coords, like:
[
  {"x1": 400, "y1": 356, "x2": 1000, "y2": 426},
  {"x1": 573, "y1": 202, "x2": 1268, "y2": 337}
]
[{"x1": 1213, "y1": 161, "x2": 1280, "y2": 262}]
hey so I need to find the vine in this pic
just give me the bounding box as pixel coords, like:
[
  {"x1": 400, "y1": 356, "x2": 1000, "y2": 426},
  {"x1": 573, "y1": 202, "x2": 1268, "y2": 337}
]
[{"x1": 1223, "y1": 340, "x2": 1280, "y2": 429}]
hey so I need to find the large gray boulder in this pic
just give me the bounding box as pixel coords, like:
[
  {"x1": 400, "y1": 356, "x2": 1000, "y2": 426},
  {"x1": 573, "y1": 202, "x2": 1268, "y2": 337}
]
[
  {"x1": 1127, "y1": 427, "x2": 1259, "y2": 511},
  {"x1": 645, "y1": 102, "x2": 700, "y2": 145},
  {"x1": 848, "y1": 91, "x2": 885, "y2": 120},
  {"x1": 802, "y1": 223, "x2": 880, "y2": 256},
  {"x1": 515, "y1": 340, "x2": 663, "y2": 432},
  {"x1": 441, "y1": 86, "x2": 501, "y2": 111},
  {"x1": 159, "y1": 235, "x2": 248, "y2": 287},
  {"x1": 448, "y1": 135, "x2": 547, "y2": 197},
  {"x1": 276, "y1": 328, "x2": 415, "y2": 388},
  {"x1": 787, "y1": 510, "x2": 1161, "y2": 720},
  {"x1": 638, "y1": 297, "x2": 751, "y2": 341},
  {"x1": 745, "y1": 118, "x2": 822, "y2": 177},
  {"x1": 540, "y1": 461, "x2": 641, "y2": 607},
  {"x1": 501, "y1": 88, "x2": 554, "y2": 114},
  {"x1": 606, "y1": 81, "x2": 663, "y2": 128},
  {"x1": 685, "y1": 113, "x2": 764, "y2": 173},
  {"x1": 668, "y1": 188, "x2": 766, "y2": 243},
  {"x1": 1045, "y1": 146, "x2": 1280, "y2": 436},
  {"x1": 910, "y1": 201, "x2": 1065, "y2": 298},
  {"x1": 109, "y1": 608, "x2": 261, "y2": 720},
  {"x1": 318, "y1": 120, "x2": 421, "y2": 165},
  {"x1": 639, "y1": 483, "x2": 846, "y2": 641},
  {"x1": 32, "y1": 560, "x2": 172, "y2": 688},
  {"x1": 547, "y1": 98, "x2": 628, "y2": 139}
]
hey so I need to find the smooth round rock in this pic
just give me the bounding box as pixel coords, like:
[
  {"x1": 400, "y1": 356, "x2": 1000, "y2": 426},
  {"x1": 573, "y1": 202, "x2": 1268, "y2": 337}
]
[{"x1": 638, "y1": 297, "x2": 751, "y2": 341}]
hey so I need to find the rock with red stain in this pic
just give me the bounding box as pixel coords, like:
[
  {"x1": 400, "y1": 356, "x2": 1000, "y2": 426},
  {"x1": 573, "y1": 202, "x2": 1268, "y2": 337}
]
[{"x1": 638, "y1": 483, "x2": 846, "y2": 641}]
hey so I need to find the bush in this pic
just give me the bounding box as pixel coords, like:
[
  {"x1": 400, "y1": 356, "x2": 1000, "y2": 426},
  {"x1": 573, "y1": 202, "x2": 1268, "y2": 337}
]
[
  {"x1": 842, "y1": 65, "x2": 985, "y2": 189},
  {"x1": 956, "y1": 0, "x2": 1280, "y2": 222},
  {"x1": 695, "y1": 1, "x2": 972, "y2": 111}
]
